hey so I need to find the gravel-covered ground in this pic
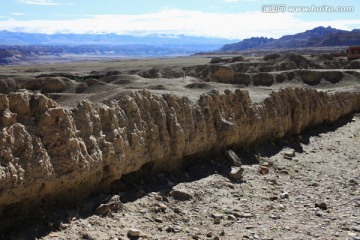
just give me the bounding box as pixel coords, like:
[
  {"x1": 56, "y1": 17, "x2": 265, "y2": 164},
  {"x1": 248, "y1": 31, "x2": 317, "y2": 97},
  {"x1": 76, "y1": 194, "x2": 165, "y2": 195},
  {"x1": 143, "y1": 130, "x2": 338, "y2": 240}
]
[{"x1": 6, "y1": 114, "x2": 359, "y2": 240}]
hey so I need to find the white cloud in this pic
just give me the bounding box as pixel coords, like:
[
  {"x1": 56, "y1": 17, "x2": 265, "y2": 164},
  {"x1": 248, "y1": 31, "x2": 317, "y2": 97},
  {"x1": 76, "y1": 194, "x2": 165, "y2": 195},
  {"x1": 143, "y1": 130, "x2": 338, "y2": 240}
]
[
  {"x1": 10, "y1": 12, "x2": 25, "y2": 16},
  {"x1": 18, "y1": 0, "x2": 72, "y2": 6},
  {"x1": 0, "y1": 9, "x2": 359, "y2": 39}
]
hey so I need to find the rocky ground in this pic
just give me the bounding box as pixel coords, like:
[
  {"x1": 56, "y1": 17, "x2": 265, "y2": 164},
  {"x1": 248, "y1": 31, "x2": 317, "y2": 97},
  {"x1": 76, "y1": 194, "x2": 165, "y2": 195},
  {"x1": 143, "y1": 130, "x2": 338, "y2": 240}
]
[
  {"x1": 1, "y1": 53, "x2": 360, "y2": 240},
  {"x1": 6, "y1": 113, "x2": 359, "y2": 240}
]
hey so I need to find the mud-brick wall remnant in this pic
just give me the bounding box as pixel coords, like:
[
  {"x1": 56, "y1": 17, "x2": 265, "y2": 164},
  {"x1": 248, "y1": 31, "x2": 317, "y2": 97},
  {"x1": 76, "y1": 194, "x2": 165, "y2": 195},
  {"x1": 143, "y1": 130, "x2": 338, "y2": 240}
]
[{"x1": 0, "y1": 88, "x2": 360, "y2": 229}]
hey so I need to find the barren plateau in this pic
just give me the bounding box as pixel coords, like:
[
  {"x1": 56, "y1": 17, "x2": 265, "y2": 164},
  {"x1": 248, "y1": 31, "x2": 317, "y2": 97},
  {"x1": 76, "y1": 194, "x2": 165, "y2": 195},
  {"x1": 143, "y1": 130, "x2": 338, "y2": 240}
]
[{"x1": 0, "y1": 52, "x2": 359, "y2": 239}]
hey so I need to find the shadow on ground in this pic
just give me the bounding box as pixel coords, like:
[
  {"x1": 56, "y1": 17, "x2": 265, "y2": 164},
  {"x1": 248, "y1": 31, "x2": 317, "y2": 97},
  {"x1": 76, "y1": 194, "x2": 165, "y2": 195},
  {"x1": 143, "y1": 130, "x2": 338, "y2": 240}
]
[{"x1": 3, "y1": 113, "x2": 356, "y2": 240}]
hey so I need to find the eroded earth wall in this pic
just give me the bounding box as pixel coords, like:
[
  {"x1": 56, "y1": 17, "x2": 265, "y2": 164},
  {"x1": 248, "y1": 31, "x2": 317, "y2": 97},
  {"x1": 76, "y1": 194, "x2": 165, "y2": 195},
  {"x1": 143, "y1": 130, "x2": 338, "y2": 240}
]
[{"x1": 0, "y1": 88, "x2": 360, "y2": 229}]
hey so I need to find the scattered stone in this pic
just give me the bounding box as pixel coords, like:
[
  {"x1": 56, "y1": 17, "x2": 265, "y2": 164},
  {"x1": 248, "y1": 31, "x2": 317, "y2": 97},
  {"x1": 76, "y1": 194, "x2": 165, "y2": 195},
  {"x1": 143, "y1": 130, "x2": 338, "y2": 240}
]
[
  {"x1": 214, "y1": 236, "x2": 220, "y2": 240},
  {"x1": 174, "y1": 225, "x2": 182, "y2": 232},
  {"x1": 154, "y1": 195, "x2": 163, "y2": 201},
  {"x1": 211, "y1": 213, "x2": 224, "y2": 219},
  {"x1": 352, "y1": 226, "x2": 360, "y2": 232},
  {"x1": 268, "y1": 179, "x2": 277, "y2": 185},
  {"x1": 107, "y1": 195, "x2": 122, "y2": 211},
  {"x1": 94, "y1": 204, "x2": 111, "y2": 216},
  {"x1": 348, "y1": 232, "x2": 357, "y2": 237},
  {"x1": 280, "y1": 192, "x2": 289, "y2": 199},
  {"x1": 214, "y1": 218, "x2": 221, "y2": 224},
  {"x1": 229, "y1": 167, "x2": 244, "y2": 180},
  {"x1": 269, "y1": 214, "x2": 280, "y2": 220},
  {"x1": 233, "y1": 212, "x2": 253, "y2": 218},
  {"x1": 226, "y1": 150, "x2": 242, "y2": 167},
  {"x1": 155, "y1": 217, "x2": 163, "y2": 223},
  {"x1": 59, "y1": 223, "x2": 68, "y2": 230},
  {"x1": 284, "y1": 150, "x2": 295, "y2": 159},
  {"x1": 315, "y1": 211, "x2": 323, "y2": 217},
  {"x1": 207, "y1": 232, "x2": 213, "y2": 237},
  {"x1": 173, "y1": 207, "x2": 181, "y2": 214},
  {"x1": 228, "y1": 215, "x2": 236, "y2": 220},
  {"x1": 170, "y1": 189, "x2": 193, "y2": 201},
  {"x1": 139, "y1": 208, "x2": 147, "y2": 214},
  {"x1": 269, "y1": 196, "x2": 279, "y2": 201},
  {"x1": 349, "y1": 179, "x2": 358, "y2": 185},
  {"x1": 158, "y1": 203, "x2": 168, "y2": 211},
  {"x1": 258, "y1": 166, "x2": 270, "y2": 175},
  {"x1": 308, "y1": 182, "x2": 319, "y2": 187},
  {"x1": 315, "y1": 202, "x2": 328, "y2": 210},
  {"x1": 165, "y1": 226, "x2": 174, "y2": 232},
  {"x1": 128, "y1": 228, "x2": 141, "y2": 238}
]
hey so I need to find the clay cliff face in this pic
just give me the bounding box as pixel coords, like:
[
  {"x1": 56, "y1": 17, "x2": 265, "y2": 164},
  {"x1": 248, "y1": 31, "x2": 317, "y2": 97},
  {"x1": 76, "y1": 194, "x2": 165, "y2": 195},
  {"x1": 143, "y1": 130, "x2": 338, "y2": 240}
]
[{"x1": 0, "y1": 88, "x2": 360, "y2": 229}]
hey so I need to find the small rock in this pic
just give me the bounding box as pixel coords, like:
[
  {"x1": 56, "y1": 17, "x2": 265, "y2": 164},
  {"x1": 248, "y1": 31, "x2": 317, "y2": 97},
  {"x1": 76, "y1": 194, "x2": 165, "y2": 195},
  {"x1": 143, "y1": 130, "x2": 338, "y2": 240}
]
[
  {"x1": 174, "y1": 225, "x2": 182, "y2": 232},
  {"x1": 211, "y1": 213, "x2": 224, "y2": 219},
  {"x1": 128, "y1": 228, "x2": 141, "y2": 237},
  {"x1": 258, "y1": 166, "x2": 269, "y2": 175},
  {"x1": 348, "y1": 232, "x2": 357, "y2": 237},
  {"x1": 214, "y1": 218, "x2": 221, "y2": 224},
  {"x1": 108, "y1": 195, "x2": 122, "y2": 211},
  {"x1": 234, "y1": 212, "x2": 253, "y2": 218},
  {"x1": 315, "y1": 211, "x2": 323, "y2": 217},
  {"x1": 269, "y1": 196, "x2": 278, "y2": 201},
  {"x1": 220, "y1": 230, "x2": 225, "y2": 236},
  {"x1": 207, "y1": 232, "x2": 213, "y2": 237},
  {"x1": 228, "y1": 215, "x2": 236, "y2": 220},
  {"x1": 269, "y1": 214, "x2": 280, "y2": 220},
  {"x1": 95, "y1": 204, "x2": 111, "y2": 215},
  {"x1": 155, "y1": 217, "x2": 163, "y2": 223},
  {"x1": 214, "y1": 237, "x2": 220, "y2": 240},
  {"x1": 170, "y1": 189, "x2": 193, "y2": 201},
  {"x1": 165, "y1": 226, "x2": 174, "y2": 232},
  {"x1": 352, "y1": 226, "x2": 360, "y2": 232},
  {"x1": 350, "y1": 179, "x2": 358, "y2": 185},
  {"x1": 158, "y1": 203, "x2": 168, "y2": 211},
  {"x1": 284, "y1": 150, "x2": 295, "y2": 158},
  {"x1": 226, "y1": 150, "x2": 242, "y2": 167},
  {"x1": 139, "y1": 208, "x2": 147, "y2": 214},
  {"x1": 154, "y1": 195, "x2": 163, "y2": 201},
  {"x1": 315, "y1": 202, "x2": 328, "y2": 210},
  {"x1": 59, "y1": 223, "x2": 68, "y2": 230},
  {"x1": 309, "y1": 182, "x2": 319, "y2": 187},
  {"x1": 229, "y1": 167, "x2": 244, "y2": 180},
  {"x1": 173, "y1": 207, "x2": 181, "y2": 214},
  {"x1": 279, "y1": 192, "x2": 289, "y2": 199}
]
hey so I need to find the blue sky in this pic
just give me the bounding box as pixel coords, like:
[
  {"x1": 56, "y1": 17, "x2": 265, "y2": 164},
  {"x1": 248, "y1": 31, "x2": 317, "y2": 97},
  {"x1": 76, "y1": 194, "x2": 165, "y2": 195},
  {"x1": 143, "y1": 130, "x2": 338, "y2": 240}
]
[{"x1": 0, "y1": 0, "x2": 359, "y2": 39}]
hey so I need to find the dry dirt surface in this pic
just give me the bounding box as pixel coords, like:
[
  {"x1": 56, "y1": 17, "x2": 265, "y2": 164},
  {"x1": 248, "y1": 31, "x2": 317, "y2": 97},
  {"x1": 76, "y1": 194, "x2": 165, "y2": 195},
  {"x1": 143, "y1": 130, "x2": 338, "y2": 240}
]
[
  {"x1": 6, "y1": 114, "x2": 359, "y2": 240},
  {"x1": 1, "y1": 53, "x2": 360, "y2": 240}
]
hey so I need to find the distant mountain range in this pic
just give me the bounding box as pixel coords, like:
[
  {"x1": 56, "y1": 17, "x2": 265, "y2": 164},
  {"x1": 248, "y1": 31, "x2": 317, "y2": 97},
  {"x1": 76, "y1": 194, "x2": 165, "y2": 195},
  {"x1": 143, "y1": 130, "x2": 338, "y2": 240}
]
[
  {"x1": 0, "y1": 31, "x2": 235, "y2": 54},
  {"x1": 221, "y1": 26, "x2": 360, "y2": 51}
]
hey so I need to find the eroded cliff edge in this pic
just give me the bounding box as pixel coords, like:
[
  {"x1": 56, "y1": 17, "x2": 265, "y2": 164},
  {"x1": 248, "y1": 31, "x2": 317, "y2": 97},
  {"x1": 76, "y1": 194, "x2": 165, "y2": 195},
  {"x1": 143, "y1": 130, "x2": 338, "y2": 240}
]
[{"x1": 1, "y1": 88, "x2": 360, "y2": 229}]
